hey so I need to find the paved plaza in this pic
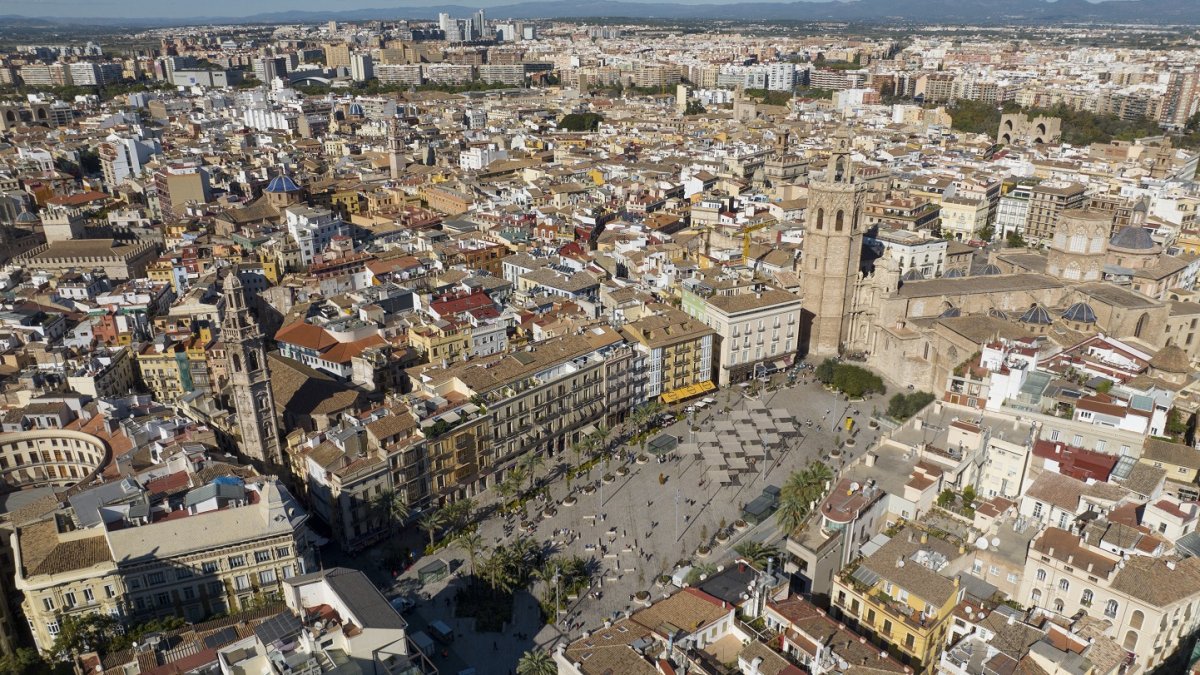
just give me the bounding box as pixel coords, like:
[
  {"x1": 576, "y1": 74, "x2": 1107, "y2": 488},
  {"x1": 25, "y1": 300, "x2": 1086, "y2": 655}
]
[{"x1": 357, "y1": 374, "x2": 888, "y2": 675}]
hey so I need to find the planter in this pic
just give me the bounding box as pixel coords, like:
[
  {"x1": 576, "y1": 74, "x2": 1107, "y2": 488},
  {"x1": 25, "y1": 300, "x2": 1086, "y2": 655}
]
[
  {"x1": 868, "y1": 420, "x2": 879, "y2": 429},
  {"x1": 561, "y1": 496, "x2": 577, "y2": 507},
  {"x1": 634, "y1": 591, "x2": 653, "y2": 606},
  {"x1": 843, "y1": 439, "x2": 855, "y2": 447},
  {"x1": 636, "y1": 455, "x2": 650, "y2": 465},
  {"x1": 655, "y1": 575, "x2": 670, "y2": 588},
  {"x1": 602, "y1": 473, "x2": 615, "y2": 484},
  {"x1": 714, "y1": 531, "x2": 730, "y2": 544},
  {"x1": 615, "y1": 466, "x2": 629, "y2": 477},
  {"x1": 542, "y1": 508, "x2": 557, "y2": 519},
  {"x1": 733, "y1": 519, "x2": 749, "y2": 532},
  {"x1": 696, "y1": 545, "x2": 712, "y2": 558},
  {"x1": 582, "y1": 484, "x2": 597, "y2": 495}
]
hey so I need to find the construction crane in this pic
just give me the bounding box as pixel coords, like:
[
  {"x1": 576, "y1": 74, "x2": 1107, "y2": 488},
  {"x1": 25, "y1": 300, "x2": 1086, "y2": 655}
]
[{"x1": 740, "y1": 221, "x2": 770, "y2": 265}]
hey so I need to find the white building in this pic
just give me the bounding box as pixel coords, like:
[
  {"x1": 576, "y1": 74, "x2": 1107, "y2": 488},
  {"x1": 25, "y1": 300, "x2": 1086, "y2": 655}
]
[
  {"x1": 285, "y1": 205, "x2": 346, "y2": 267},
  {"x1": 459, "y1": 145, "x2": 509, "y2": 171}
]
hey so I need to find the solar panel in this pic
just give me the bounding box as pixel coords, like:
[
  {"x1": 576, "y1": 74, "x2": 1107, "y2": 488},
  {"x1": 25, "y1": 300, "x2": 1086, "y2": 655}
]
[{"x1": 253, "y1": 612, "x2": 302, "y2": 646}]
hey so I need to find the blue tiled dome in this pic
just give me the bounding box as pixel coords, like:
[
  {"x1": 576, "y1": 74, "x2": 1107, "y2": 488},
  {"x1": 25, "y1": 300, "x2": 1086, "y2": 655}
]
[
  {"x1": 348, "y1": 102, "x2": 364, "y2": 116},
  {"x1": 1109, "y1": 226, "x2": 1155, "y2": 250},
  {"x1": 265, "y1": 174, "x2": 301, "y2": 193},
  {"x1": 1062, "y1": 302, "x2": 1097, "y2": 324},
  {"x1": 902, "y1": 268, "x2": 926, "y2": 281},
  {"x1": 1019, "y1": 304, "x2": 1053, "y2": 325}
]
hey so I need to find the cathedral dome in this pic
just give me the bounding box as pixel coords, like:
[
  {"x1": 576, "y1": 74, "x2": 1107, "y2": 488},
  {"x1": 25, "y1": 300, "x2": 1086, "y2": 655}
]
[
  {"x1": 942, "y1": 268, "x2": 966, "y2": 278},
  {"x1": 979, "y1": 263, "x2": 1002, "y2": 276},
  {"x1": 1019, "y1": 304, "x2": 1053, "y2": 325},
  {"x1": 1108, "y1": 226, "x2": 1156, "y2": 250},
  {"x1": 1061, "y1": 302, "x2": 1097, "y2": 324},
  {"x1": 265, "y1": 174, "x2": 301, "y2": 193}
]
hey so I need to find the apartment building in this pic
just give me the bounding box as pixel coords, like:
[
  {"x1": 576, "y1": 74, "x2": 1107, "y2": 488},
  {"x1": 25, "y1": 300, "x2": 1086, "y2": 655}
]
[
  {"x1": 1017, "y1": 526, "x2": 1200, "y2": 672},
  {"x1": 410, "y1": 326, "x2": 643, "y2": 493},
  {"x1": 681, "y1": 281, "x2": 803, "y2": 386},
  {"x1": 785, "y1": 478, "x2": 888, "y2": 597},
  {"x1": 831, "y1": 528, "x2": 967, "y2": 671},
  {"x1": 284, "y1": 205, "x2": 346, "y2": 267},
  {"x1": 14, "y1": 478, "x2": 313, "y2": 653},
  {"x1": 621, "y1": 308, "x2": 716, "y2": 403},
  {"x1": 135, "y1": 335, "x2": 211, "y2": 401},
  {"x1": 1025, "y1": 182, "x2": 1086, "y2": 246}
]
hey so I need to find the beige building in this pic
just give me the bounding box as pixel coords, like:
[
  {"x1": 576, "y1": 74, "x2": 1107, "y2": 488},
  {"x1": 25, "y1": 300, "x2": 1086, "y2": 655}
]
[
  {"x1": 14, "y1": 478, "x2": 313, "y2": 653},
  {"x1": 621, "y1": 308, "x2": 715, "y2": 403}
]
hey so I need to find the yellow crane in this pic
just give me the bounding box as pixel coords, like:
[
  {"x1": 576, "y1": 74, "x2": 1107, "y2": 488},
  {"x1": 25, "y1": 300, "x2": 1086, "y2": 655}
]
[{"x1": 740, "y1": 221, "x2": 770, "y2": 264}]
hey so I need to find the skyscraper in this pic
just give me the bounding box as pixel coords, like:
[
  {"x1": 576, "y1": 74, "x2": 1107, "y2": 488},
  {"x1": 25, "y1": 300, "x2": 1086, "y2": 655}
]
[
  {"x1": 472, "y1": 9, "x2": 486, "y2": 40},
  {"x1": 222, "y1": 273, "x2": 282, "y2": 468},
  {"x1": 800, "y1": 128, "x2": 865, "y2": 357}
]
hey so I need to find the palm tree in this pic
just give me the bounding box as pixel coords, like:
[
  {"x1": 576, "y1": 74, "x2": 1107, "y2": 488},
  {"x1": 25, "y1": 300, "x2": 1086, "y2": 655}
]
[
  {"x1": 734, "y1": 541, "x2": 781, "y2": 568},
  {"x1": 371, "y1": 488, "x2": 410, "y2": 533},
  {"x1": 522, "y1": 452, "x2": 544, "y2": 492},
  {"x1": 418, "y1": 510, "x2": 447, "y2": 547},
  {"x1": 456, "y1": 530, "x2": 484, "y2": 579},
  {"x1": 517, "y1": 649, "x2": 556, "y2": 675},
  {"x1": 446, "y1": 498, "x2": 476, "y2": 533}
]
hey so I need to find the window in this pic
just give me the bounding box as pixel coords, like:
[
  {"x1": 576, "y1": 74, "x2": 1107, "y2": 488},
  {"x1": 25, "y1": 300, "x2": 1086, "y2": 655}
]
[
  {"x1": 1007, "y1": 573, "x2": 1019, "y2": 584},
  {"x1": 883, "y1": 619, "x2": 893, "y2": 636},
  {"x1": 228, "y1": 555, "x2": 246, "y2": 569},
  {"x1": 1082, "y1": 590, "x2": 1093, "y2": 605},
  {"x1": 1036, "y1": 569, "x2": 1046, "y2": 582},
  {"x1": 64, "y1": 592, "x2": 76, "y2": 608},
  {"x1": 156, "y1": 593, "x2": 170, "y2": 607},
  {"x1": 972, "y1": 561, "x2": 983, "y2": 574},
  {"x1": 47, "y1": 620, "x2": 60, "y2": 636},
  {"x1": 104, "y1": 585, "x2": 115, "y2": 599},
  {"x1": 183, "y1": 587, "x2": 195, "y2": 601},
  {"x1": 234, "y1": 575, "x2": 251, "y2": 592},
  {"x1": 1058, "y1": 579, "x2": 1070, "y2": 592},
  {"x1": 1058, "y1": 513, "x2": 1069, "y2": 529},
  {"x1": 147, "y1": 572, "x2": 165, "y2": 585},
  {"x1": 259, "y1": 569, "x2": 277, "y2": 584},
  {"x1": 176, "y1": 568, "x2": 193, "y2": 580},
  {"x1": 1033, "y1": 502, "x2": 1044, "y2": 518},
  {"x1": 255, "y1": 550, "x2": 272, "y2": 563},
  {"x1": 905, "y1": 633, "x2": 915, "y2": 650},
  {"x1": 1105, "y1": 600, "x2": 1119, "y2": 617},
  {"x1": 83, "y1": 588, "x2": 94, "y2": 603},
  {"x1": 42, "y1": 598, "x2": 54, "y2": 611},
  {"x1": 202, "y1": 561, "x2": 219, "y2": 574}
]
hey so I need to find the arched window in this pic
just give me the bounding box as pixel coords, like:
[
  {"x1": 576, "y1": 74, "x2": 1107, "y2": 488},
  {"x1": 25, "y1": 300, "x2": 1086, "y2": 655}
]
[
  {"x1": 816, "y1": 208, "x2": 824, "y2": 231},
  {"x1": 835, "y1": 210, "x2": 844, "y2": 232},
  {"x1": 1123, "y1": 630, "x2": 1138, "y2": 651},
  {"x1": 1130, "y1": 610, "x2": 1144, "y2": 630},
  {"x1": 1081, "y1": 589, "x2": 1093, "y2": 605},
  {"x1": 1053, "y1": 599, "x2": 1064, "y2": 613},
  {"x1": 1105, "y1": 600, "x2": 1119, "y2": 618},
  {"x1": 1036, "y1": 569, "x2": 1046, "y2": 582},
  {"x1": 232, "y1": 353, "x2": 242, "y2": 373},
  {"x1": 1058, "y1": 579, "x2": 1070, "y2": 592},
  {"x1": 835, "y1": 156, "x2": 846, "y2": 182},
  {"x1": 1134, "y1": 313, "x2": 1149, "y2": 338},
  {"x1": 1031, "y1": 589, "x2": 1041, "y2": 604},
  {"x1": 247, "y1": 351, "x2": 259, "y2": 372}
]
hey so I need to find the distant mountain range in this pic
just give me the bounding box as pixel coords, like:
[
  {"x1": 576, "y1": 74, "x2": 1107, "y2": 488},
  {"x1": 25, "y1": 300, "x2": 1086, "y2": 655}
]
[{"x1": 4, "y1": 0, "x2": 1200, "y2": 27}]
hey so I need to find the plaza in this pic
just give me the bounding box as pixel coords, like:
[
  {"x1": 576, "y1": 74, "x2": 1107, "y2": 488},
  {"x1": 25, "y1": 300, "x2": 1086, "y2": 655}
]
[{"x1": 373, "y1": 373, "x2": 889, "y2": 675}]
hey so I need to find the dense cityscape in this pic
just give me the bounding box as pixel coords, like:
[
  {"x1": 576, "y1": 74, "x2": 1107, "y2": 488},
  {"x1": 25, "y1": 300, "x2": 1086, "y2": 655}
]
[{"x1": 1, "y1": 4, "x2": 1200, "y2": 675}]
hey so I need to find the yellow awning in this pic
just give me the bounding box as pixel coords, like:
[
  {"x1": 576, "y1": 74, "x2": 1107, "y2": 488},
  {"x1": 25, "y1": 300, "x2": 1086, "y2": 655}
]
[{"x1": 659, "y1": 380, "x2": 716, "y2": 404}]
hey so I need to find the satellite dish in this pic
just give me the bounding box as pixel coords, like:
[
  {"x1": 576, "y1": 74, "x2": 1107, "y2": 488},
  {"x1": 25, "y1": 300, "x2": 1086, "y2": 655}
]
[
  {"x1": 975, "y1": 536, "x2": 989, "y2": 550},
  {"x1": 991, "y1": 537, "x2": 1001, "y2": 548}
]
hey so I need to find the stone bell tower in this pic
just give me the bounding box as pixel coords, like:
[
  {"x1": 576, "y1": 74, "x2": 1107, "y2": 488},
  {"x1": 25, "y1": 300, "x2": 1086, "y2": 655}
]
[
  {"x1": 222, "y1": 273, "x2": 282, "y2": 469},
  {"x1": 801, "y1": 128, "x2": 866, "y2": 357}
]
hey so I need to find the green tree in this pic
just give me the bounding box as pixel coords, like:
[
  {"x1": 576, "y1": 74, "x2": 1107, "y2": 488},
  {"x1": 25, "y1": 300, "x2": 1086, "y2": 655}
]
[
  {"x1": 937, "y1": 489, "x2": 955, "y2": 507},
  {"x1": 1166, "y1": 408, "x2": 1189, "y2": 440},
  {"x1": 684, "y1": 100, "x2": 706, "y2": 115},
  {"x1": 371, "y1": 488, "x2": 410, "y2": 533},
  {"x1": 887, "y1": 392, "x2": 936, "y2": 421},
  {"x1": 777, "y1": 461, "x2": 833, "y2": 534},
  {"x1": 0, "y1": 647, "x2": 63, "y2": 675},
  {"x1": 1006, "y1": 231, "x2": 1027, "y2": 248},
  {"x1": 456, "y1": 530, "x2": 485, "y2": 578},
  {"x1": 814, "y1": 358, "x2": 837, "y2": 385},
  {"x1": 558, "y1": 113, "x2": 603, "y2": 131},
  {"x1": 517, "y1": 648, "x2": 557, "y2": 675},
  {"x1": 53, "y1": 613, "x2": 122, "y2": 659},
  {"x1": 419, "y1": 509, "x2": 448, "y2": 547},
  {"x1": 1095, "y1": 380, "x2": 1113, "y2": 394},
  {"x1": 733, "y1": 541, "x2": 781, "y2": 568},
  {"x1": 962, "y1": 485, "x2": 977, "y2": 505}
]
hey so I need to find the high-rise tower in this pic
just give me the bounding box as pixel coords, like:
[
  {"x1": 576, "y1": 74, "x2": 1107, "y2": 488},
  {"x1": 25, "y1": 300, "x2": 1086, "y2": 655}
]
[
  {"x1": 222, "y1": 273, "x2": 281, "y2": 469},
  {"x1": 801, "y1": 128, "x2": 865, "y2": 357}
]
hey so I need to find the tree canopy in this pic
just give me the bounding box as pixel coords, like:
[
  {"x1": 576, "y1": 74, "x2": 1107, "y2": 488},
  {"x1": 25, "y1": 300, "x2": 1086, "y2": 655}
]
[
  {"x1": 815, "y1": 359, "x2": 886, "y2": 398},
  {"x1": 559, "y1": 112, "x2": 603, "y2": 132},
  {"x1": 887, "y1": 391, "x2": 936, "y2": 421}
]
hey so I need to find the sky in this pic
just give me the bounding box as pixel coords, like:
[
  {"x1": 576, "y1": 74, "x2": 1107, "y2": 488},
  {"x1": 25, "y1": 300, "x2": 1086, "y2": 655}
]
[
  {"x1": 11, "y1": 0, "x2": 800, "y2": 20},
  {"x1": 7, "y1": 0, "x2": 1114, "y2": 20}
]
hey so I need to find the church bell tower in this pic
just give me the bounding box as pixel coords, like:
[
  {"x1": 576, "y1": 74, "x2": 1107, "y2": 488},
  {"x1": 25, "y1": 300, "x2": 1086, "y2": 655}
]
[
  {"x1": 222, "y1": 273, "x2": 282, "y2": 469},
  {"x1": 801, "y1": 128, "x2": 866, "y2": 357}
]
